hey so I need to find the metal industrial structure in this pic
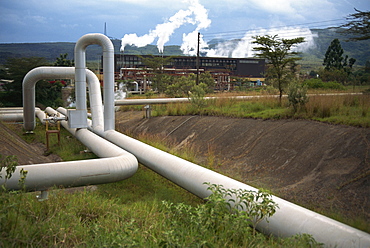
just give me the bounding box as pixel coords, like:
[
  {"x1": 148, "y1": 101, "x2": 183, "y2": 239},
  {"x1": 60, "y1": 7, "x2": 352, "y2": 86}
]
[
  {"x1": 0, "y1": 33, "x2": 369, "y2": 247},
  {"x1": 113, "y1": 54, "x2": 266, "y2": 91}
]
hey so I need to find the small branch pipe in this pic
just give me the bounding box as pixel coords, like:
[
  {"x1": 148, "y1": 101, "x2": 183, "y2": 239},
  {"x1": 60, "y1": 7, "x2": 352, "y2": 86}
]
[
  {"x1": 0, "y1": 108, "x2": 43, "y2": 123},
  {"x1": 0, "y1": 107, "x2": 40, "y2": 113},
  {"x1": 22, "y1": 67, "x2": 104, "y2": 132},
  {"x1": 0, "y1": 113, "x2": 23, "y2": 122},
  {"x1": 75, "y1": 33, "x2": 115, "y2": 131},
  {"x1": 101, "y1": 129, "x2": 370, "y2": 248},
  {"x1": 115, "y1": 97, "x2": 190, "y2": 106},
  {"x1": 115, "y1": 93, "x2": 363, "y2": 106}
]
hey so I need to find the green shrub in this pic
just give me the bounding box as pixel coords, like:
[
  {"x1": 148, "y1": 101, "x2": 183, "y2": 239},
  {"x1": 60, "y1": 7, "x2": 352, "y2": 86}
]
[
  {"x1": 287, "y1": 82, "x2": 309, "y2": 113},
  {"x1": 303, "y1": 78, "x2": 345, "y2": 90}
]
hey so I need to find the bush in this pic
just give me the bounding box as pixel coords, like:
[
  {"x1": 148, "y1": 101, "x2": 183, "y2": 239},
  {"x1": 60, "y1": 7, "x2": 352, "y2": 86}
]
[
  {"x1": 159, "y1": 182, "x2": 279, "y2": 247},
  {"x1": 303, "y1": 78, "x2": 345, "y2": 90},
  {"x1": 287, "y1": 82, "x2": 309, "y2": 113}
]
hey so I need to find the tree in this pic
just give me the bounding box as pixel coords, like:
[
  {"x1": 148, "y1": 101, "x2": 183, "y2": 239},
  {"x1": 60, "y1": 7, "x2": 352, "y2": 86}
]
[
  {"x1": 53, "y1": 53, "x2": 74, "y2": 87},
  {"x1": 54, "y1": 53, "x2": 74, "y2": 67},
  {"x1": 252, "y1": 35, "x2": 305, "y2": 103},
  {"x1": 137, "y1": 55, "x2": 174, "y2": 93},
  {"x1": 340, "y1": 9, "x2": 370, "y2": 41},
  {"x1": 165, "y1": 75, "x2": 195, "y2": 98},
  {"x1": 322, "y1": 39, "x2": 356, "y2": 84},
  {"x1": 323, "y1": 39, "x2": 344, "y2": 70},
  {"x1": 198, "y1": 71, "x2": 215, "y2": 93},
  {"x1": 35, "y1": 80, "x2": 64, "y2": 108},
  {"x1": 1, "y1": 57, "x2": 48, "y2": 106}
]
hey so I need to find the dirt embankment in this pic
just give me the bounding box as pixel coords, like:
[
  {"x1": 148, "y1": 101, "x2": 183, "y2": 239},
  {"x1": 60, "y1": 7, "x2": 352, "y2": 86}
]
[
  {"x1": 0, "y1": 122, "x2": 61, "y2": 165},
  {"x1": 116, "y1": 111, "x2": 370, "y2": 229}
]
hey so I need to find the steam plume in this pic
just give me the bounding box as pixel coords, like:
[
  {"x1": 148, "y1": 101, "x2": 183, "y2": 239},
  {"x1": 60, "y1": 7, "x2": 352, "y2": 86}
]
[
  {"x1": 203, "y1": 27, "x2": 317, "y2": 58},
  {"x1": 120, "y1": 0, "x2": 211, "y2": 53},
  {"x1": 121, "y1": 1, "x2": 316, "y2": 58}
]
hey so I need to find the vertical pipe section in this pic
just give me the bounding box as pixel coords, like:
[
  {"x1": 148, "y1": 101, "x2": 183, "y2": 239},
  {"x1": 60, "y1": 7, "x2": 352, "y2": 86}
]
[
  {"x1": 86, "y1": 70, "x2": 104, "y2": 133},
  {"x1": 74, "y1": 33, "x2": 115, "y2": 131}
]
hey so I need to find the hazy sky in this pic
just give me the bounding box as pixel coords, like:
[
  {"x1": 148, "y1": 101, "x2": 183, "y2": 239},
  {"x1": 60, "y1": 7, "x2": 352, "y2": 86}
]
[{"x1": 0, "y1": 0, "x2": 368, "y2": 45}]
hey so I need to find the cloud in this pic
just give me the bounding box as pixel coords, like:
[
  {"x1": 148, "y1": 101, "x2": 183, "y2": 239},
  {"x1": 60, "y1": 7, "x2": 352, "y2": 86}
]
[
  {"x1": 203, "y1": 27, "x2": 317, "y2": 58},
  {"x1": 249, "y1": 0, "x2": 297, "y2": 15},
  {"x1": 61, "y1": 23, "x2": 79, "y2": 29},
  {"x1": 105, "y1": 0, "x2": 186, "y2": 9},
  {"x1": 26, "y1": 15, "x2": 48, "y2": 24},
  {"x1": 205, "y1": 0, "x2": 338, "y2": 23}
]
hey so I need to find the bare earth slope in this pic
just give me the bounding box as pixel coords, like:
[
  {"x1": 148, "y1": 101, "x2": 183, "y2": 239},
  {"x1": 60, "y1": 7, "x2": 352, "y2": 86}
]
[
  {"x1": 0, "y1": 122, "x2": 60, "y2": 165},
  {"x1": 116, "y1": 112, "x2": 370, "y2": 230}
]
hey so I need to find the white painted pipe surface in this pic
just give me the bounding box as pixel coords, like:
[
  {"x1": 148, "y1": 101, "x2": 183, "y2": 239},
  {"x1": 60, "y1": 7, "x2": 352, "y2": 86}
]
[
  {"x1": 22, "y1": 67, "x2": 103, "y2": 132},
  {"x1": 0, "y1": 108, "x2": 138, "y2": 191},
  {"x1": 0, "y1": 107, "x2": 40, "y2": 113},
  {"x1": 115, "y1": 93, "x2": 363, "y2": 106},
  {"x1": 101, "y1": 129, "x2": 370, "y2": 248},
  {"x1": 75, "y1": 33, "x2": 114, "y2": 131},
  {"x1": 0, "y1": 113, "x2": 23, "y2": 122},
  {"x1": 0, "y1": 108, "x2": 43, "y2": 123}
]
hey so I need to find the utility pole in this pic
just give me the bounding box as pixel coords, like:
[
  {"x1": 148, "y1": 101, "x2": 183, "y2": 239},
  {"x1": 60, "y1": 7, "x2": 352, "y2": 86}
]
[{"x1": 196, "y1": 32, "x2": 200, "y2": 85}]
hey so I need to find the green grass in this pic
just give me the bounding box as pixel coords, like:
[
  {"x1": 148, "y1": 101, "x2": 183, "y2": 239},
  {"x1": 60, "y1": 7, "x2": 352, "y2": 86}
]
[
  {"x1": 0, "y1": 122, "x2": 324, "y2": 247},
  {"x1": 152, "y1": 93, "x2": 370, "y2": 127}
]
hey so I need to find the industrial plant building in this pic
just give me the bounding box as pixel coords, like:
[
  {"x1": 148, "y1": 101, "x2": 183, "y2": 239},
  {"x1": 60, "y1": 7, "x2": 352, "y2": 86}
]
[{"x1": 110, "y1": 54, "x2": 266, "y2": 91}]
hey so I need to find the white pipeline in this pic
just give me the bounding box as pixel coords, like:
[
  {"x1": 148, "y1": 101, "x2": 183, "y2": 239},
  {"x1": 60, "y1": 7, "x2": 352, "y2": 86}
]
[
  {"x1": 7, "y1": 62, "x2": 137, "y2": 192},
  {"x1": 75, "y1": 33, "x2": 115, "y2": 131},
  {"x1": 22, "y1": 67, "x2": 103, "y2": 132},
  {"x1": 100, "y1": 129, "x2": 370, "y2": 248},
  {"x1": 1, "y1": 107, "x2": 137, "y2": 191},
  {"x1": 115, "y1": 93, "x2": 363, "y2": 106},
  {"x1": 0, "y1": 108, "x2": 44, "y2": 123}
]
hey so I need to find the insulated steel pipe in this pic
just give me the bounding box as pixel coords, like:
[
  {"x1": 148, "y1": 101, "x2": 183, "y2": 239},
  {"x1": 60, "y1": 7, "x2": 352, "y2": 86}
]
[
  {"x1": 0, "y1": 113, "x2": 23, "y2": 122},
  {"x1": 0, "y1": 108, "x2": 44, "y2": 123},
  {"x1": 75, "y1": 33, "x2": 115, "y2": 131},
  {"x1": 115, "y1": 93, "x2": 363, "y2": 106},
  {"x1": 0, "y1": 108, "x2": 138, "y2": 191},
  {"x1": 101, "y1": 129, "x2": 370, "y2": 248},
  {"x1": 22, "y1": 67, "x2": 103, "y2": 132}
]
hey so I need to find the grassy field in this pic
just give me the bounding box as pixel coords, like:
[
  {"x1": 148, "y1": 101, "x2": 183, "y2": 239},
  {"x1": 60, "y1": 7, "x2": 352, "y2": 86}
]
[
  {"x1": 0, "y1": 122, "x2": 323, "y2": 247},
  {"x1": 150, "y1": 92, "x2": 370, "y2": 128}
]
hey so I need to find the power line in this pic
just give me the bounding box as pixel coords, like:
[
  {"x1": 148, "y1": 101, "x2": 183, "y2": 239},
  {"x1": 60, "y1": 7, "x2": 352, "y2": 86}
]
[{"x1": 202, "y1": 18, "x2": 346, "y2": 40}]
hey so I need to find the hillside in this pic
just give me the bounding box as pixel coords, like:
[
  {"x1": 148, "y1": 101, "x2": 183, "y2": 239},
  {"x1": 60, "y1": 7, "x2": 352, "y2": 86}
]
[
  {"x1": 0, "y1": 28, "x2": 369, "y2": 68},
  {"x1": 303, "y1": 28, "x2": 370, "y2": 68},
  {"x1": 0, "y1": 39, "x2": 183, "y2": 64}
]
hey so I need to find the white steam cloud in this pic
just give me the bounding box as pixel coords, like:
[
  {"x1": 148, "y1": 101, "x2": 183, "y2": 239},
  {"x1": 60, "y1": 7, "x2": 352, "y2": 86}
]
[
  {"x1": 204, "y1": 27, "x2": 317, "y2": 58},
  {"x1": 120, "y1": 0, "x2": 211, "y2": 53},
  {"x1": 121, "y1": 1, "x2": 317, "y2": 57}
]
